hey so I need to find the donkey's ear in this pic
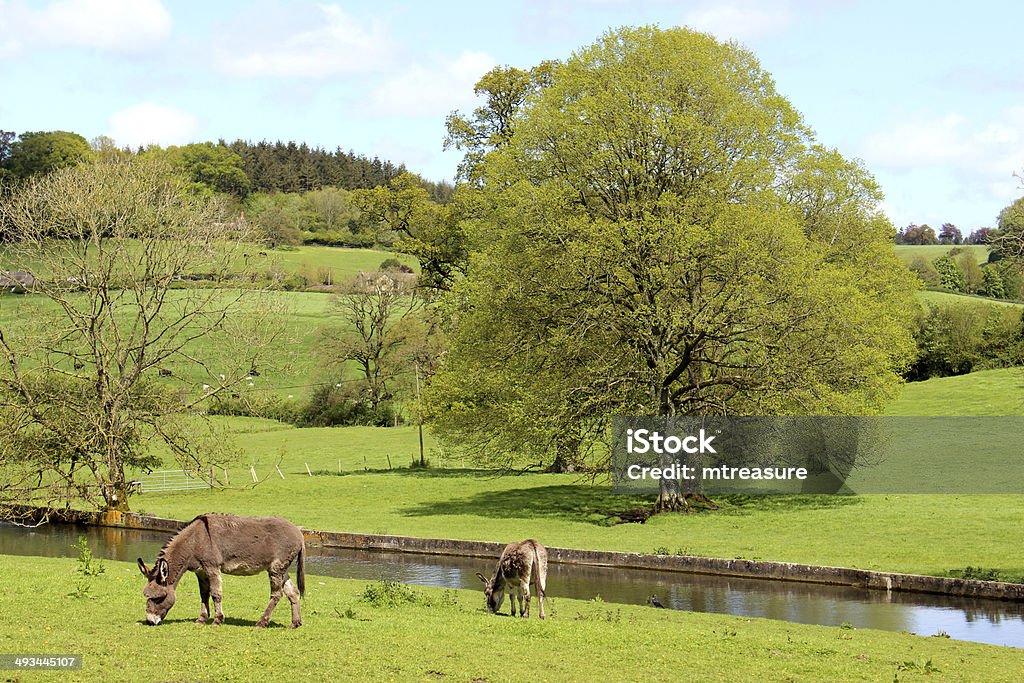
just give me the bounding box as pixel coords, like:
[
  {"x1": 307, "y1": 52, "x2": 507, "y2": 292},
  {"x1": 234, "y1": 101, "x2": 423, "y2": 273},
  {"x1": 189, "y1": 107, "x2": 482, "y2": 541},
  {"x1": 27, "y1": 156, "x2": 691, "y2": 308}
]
[
  {"x1": 475, "y1": 572, "x2": 488, "y2": 584},
  {"x1": 157, "y1": 559, "x2": 169, "y2": 584},
  {"x1": 137, "y1": 558, "x2": 150, "y2": 577}
]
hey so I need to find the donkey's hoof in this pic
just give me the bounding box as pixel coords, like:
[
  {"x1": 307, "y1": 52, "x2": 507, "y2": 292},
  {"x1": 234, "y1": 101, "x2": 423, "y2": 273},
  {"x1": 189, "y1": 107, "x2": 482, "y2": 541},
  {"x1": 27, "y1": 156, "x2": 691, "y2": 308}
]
[
  {"x1": 195, "y1": 617, "x2": 207, "y2": 625},
  {"x1": 255, "y1": 619, "x2": 269, "y2": 629},
  {"x1": 212, "y1": 616, "x2": 224, "y2": 626},
  {"x1": 289, "y1": 620, "x2": 302, "y2": 629}
]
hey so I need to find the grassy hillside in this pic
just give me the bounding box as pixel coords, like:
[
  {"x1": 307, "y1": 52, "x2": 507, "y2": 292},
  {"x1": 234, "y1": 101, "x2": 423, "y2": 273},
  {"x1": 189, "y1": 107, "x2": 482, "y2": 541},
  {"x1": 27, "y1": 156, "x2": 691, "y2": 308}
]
[
  {"x1": 886, "y1": 368, "x2": 1024, "y2": 416},
  {"x1": 895, "y1": 244, "x2": 991, "y2": 266},
  {"x1": 0, "y1": 242, "x2": 414, "y2": 282},
  {"x1": 916, "y1": 290, "x2": 1024, "y2": 308},
  {"x1": 258, "y1": 245, "x2": 417, "y2": 279}
]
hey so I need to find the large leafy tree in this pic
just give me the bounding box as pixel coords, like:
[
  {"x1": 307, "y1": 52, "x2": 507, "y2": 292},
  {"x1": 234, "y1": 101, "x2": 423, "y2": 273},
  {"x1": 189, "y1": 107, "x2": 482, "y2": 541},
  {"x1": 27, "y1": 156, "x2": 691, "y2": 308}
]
[
  {"x1": 994, "y1": 196, "x2": 1024, "y2": 259},
  {"x1": 427, "y1": 26, "x2": 917, "y2": 508},
  {"x1": 0, "y1": 157, "x2": 284, "y2": 516},
  {"x1": 353, "y1": 173, "x2": 467, "y2": 292},
  {"x1": 162, "y1": 142, "x2": 251, "y2": 197},
  {"x1": 3, "y1": 131, "x2": 92, "y2": 178}
]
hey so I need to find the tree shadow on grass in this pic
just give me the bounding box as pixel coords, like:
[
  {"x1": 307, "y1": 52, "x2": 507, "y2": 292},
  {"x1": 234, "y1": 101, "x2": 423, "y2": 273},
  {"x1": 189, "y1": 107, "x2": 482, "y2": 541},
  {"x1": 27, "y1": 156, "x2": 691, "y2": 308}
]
[
  {"x1": 713, "y1": 494, "x2": 863, "y2": 515},
  {"x1": 401, "y1": 484, "x2": 647, "y2": 525},
  {"x1": 401, "y1": 486, "x2": 863, "y2": 526}
]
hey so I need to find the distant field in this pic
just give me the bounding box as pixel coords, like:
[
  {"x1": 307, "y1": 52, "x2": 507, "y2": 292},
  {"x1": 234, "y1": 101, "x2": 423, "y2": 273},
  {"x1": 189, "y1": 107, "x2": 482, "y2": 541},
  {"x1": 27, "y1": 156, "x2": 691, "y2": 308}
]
[
  {"x1": 257, "y1": 245, "x2": 417, "y2": 279},
  {"x1": 0, "y1": 241, "x2": 414, "y2": 282},
  {"x1": 894, "y1": 244, "x2": 990, "y2": 265},
  {"x1": 0, "y1": 289, "x2": 359, "y2": 400},
  {"x1": 915, "y1": 289, "x2": 1024, "y2": 308},
  {"x1": 886, "y1": 367, "x2": 1024, "y2": 416}
]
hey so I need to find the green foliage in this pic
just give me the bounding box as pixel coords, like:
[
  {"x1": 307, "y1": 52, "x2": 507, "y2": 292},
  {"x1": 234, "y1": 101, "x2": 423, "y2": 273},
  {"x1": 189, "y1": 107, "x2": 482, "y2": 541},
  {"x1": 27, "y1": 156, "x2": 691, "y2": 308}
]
[
  {"x1": 72, "y1": 534, "x2": 106, "y2": 577},
  {"x1": 244, "y1": 188, "x2": 372, "y2": 248},
  {"x1": 897, "y1": 224, "x2": 938, "y2": 244},
  {"x1": 297, "y1": 383, "x2": 400, "y2": 427},
  {"x1": 352, "y1": 173, "x2": 467, "y2": 291},
  {"x1": 908, "y1": 301, "x2": 1024, "y2": 379},
  {"x1": 906, "y1": 255, "x2": 939, "y2": 287},
  {"x1": 361, "y1": 579, "x2": 433, "y2": 607},
  {"x1": 69, "y1": 534, "x2": 105, "y2": 599},
  {"x1": 932, "y1": 254, "x2": 965, "y2": 292},
  {"x1": 982, "y1": 264, "x2": 1006, "y2": 298},
  {"x1": 959, "y1": 251, "x2": 985, "y2": 294},
  {"x1": 163, "y1": 142, "x2": 250, "y2": 197},
  {"x1": 444, "y1": 62, "x2": 558, "y2": 182},
  {"x1": 3, "y1": 130, "x2": 92, "y2": 178},
  {"x1": 951, "y1": 566, "x2": 1004, "y2": 582},
  {"x1": 430, "y1": 26, "x2": 917, "y2": 483},
  {"x1": 993, "y1": 196, "x2": 1024, "y2": 262},
  {"x1": 207, "y1": 393, "x2": 302, "y2": 424}
]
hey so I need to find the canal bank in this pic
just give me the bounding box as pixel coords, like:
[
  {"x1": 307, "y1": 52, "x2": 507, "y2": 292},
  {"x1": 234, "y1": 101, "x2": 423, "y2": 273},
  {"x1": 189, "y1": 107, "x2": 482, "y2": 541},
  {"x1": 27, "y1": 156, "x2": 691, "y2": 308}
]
[{"x1": 12, "y1": 505, "x2": 1024, "y2": 602}]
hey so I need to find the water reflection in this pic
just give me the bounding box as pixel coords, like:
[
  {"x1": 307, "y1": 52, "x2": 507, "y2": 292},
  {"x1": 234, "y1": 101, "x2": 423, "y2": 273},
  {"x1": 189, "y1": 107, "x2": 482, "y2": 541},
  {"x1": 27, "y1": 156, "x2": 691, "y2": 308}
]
[{"x1": 2, "y1": 521, "x2": 1021, "y2": 648}]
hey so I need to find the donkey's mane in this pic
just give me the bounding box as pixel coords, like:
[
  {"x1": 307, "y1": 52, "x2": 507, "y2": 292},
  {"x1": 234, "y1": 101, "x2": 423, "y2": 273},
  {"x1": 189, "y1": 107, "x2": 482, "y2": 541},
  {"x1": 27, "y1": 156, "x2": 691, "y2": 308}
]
[{"x1": 157, "y1": 514, "x2": 209, "y2": 560}]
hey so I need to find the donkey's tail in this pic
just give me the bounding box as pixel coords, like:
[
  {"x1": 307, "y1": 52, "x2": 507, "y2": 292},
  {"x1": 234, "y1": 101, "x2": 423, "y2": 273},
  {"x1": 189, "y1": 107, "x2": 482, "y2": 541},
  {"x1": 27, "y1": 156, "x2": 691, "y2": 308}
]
[{"x1": 297, "y1": 544, "x2": 306, "y2": 597}]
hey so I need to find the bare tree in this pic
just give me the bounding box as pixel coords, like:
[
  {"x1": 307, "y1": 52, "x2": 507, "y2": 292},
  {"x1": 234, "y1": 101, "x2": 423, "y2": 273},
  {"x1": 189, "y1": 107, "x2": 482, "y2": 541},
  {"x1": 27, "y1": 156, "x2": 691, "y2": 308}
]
[
  {"x1": 322, "y1": 270, "x2": 427, "y2": 412},
  {"x1": 0, "y1": 156, "x2": 287, "y2": 517}
]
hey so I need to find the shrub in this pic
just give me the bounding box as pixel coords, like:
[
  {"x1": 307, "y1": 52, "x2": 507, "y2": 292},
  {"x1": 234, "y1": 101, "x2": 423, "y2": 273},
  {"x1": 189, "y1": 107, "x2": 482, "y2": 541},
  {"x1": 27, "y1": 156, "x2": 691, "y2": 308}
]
[
  {"x1": 296, "y1": 383, "x2": 402, "y2": 427},
  {"x1": 933, "y1": 255, "x2": 965, "y2": 293},
  {"x1": 361, "y1": 580, "x2": 433, "y2": 607},
  {"x1": 908, "y1": 302, "x2": 1024, "y2": 380}
]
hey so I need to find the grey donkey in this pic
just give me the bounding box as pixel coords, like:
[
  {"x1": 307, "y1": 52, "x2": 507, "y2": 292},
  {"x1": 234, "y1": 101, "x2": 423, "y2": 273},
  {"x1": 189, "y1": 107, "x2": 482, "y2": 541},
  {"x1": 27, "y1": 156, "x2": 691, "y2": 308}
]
[
  {"x1": 477, "y1": 539, "x2": 548, "y2": 618},
  {"x1": 137, "y1": 513, "x2": 305, "y2": 628}
]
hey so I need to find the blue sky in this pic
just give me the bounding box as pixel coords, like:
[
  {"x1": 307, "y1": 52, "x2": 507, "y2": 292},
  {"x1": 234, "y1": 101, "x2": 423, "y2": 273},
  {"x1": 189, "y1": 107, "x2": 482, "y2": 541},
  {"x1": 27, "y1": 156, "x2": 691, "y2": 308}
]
[{"x1": 0, "y1": 0, "x2": 1021, "y2": 231}]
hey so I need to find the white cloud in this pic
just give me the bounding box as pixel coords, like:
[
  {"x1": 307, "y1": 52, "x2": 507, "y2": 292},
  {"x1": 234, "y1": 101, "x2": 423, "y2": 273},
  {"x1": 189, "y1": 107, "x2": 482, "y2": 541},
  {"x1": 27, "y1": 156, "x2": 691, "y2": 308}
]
[
  {"x1": 862, "y1": 109, "x2": 1024, "y2": 227},
  {"x1": 107, "y1": 103, "x2": 199, "y2": 148},
  {"x1": 861, "y1": 109, "x2": 1024, "y2": 180},
  {"x1": 369, "y1": 51, "x2": 496, "y2": 118},
  {"x1": 0, "y1": 0, "x2": 171, "y2": 55},
  {"x1": 215, "y1": 4, "x2": 388, "y2": 79},
  {"x1": 685, "y1": 2, "x2": 794, "y2": 42}
]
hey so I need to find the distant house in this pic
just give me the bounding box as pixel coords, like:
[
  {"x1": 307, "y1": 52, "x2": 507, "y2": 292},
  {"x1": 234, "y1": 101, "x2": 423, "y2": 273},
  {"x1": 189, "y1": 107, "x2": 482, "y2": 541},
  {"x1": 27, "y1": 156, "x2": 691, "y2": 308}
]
[{"x1": 0, "y1": 270, "x2": 37, "y2": 293}]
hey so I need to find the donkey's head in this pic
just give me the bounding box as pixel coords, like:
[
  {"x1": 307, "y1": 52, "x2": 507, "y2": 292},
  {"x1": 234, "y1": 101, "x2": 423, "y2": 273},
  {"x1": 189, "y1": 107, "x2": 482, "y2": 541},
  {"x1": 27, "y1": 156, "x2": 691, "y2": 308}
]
[
  {"x1": 476, "y1": 572, "x2": 505, "y2": 614},
  {"x1": 137, "y1": 557, "x2": 176, "y2": 625}
]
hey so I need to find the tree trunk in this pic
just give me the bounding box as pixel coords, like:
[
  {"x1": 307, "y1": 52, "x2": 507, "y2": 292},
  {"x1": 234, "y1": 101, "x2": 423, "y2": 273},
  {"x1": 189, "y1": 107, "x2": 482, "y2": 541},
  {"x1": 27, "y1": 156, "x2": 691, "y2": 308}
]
[
  {"x1": 101, "y1": 465, "x2": 131, "y2": 512},
  {"x1": 651, "y1": 411, "x2": 718, "y2": 514},
  {"x1": 547, "y1": 424, "x2": 583, "y2": 473}
]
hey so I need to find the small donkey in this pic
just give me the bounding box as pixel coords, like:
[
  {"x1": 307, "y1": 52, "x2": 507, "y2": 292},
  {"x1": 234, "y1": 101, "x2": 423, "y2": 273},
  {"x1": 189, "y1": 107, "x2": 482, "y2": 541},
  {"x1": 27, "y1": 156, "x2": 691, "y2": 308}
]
[
  {"x1": 137, "y1": 513, "x2": 305, "y2": 628},
  {"x1": 476, "y1": 539, "x2": 548, "y2": 619}
]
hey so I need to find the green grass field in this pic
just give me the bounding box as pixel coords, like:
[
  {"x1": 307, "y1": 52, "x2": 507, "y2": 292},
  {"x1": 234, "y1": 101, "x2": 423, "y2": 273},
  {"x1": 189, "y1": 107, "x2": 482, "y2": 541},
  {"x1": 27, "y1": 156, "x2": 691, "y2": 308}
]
[
  {"x1": 2, "y1": 555, "x2": 1019, "y2": 682},
  {"x1": 123, "y1": 409, "x2": 1024, "y2": 580},
  {"x1": 257, "y1": 245, "x2": 417, "y2": 279},
  {"x1": 0, "y1": 242, "x2": 414, "y2": 281},
  {"x1": 885, "y1": 367, "x2": 1024, "y2": 416},
  {"x1": 895, "y1": 245, "x2": 991, "y2": 266},
  {"x1": 916, "y1": 290, "x2": 1024, "y2": 308}
]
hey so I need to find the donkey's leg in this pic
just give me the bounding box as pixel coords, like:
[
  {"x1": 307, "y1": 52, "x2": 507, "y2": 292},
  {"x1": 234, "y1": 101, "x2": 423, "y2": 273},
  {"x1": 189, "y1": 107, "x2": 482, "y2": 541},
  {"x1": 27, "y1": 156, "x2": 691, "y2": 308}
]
[
  {"x1": 535, "y1": 567, "x2": 547, "y2": 620},
  {"x1": 535, "y1": 548, "x2": 548, "y2": 620},
  {"x1": 209, "y1": 570, "x2": 225, "y2": 625},
  {"x1": 521, "y1": 580, "x2": 531, "y2": 618},
  {"x1": 283, "y1": 577, "x2": 302, "y2": 628},
  {"x1": 196, "y1": 571, "x2": 211, "y2": 624},
  {"x1": 256, "y1": 565, "x2": 287, "y2": 628}
]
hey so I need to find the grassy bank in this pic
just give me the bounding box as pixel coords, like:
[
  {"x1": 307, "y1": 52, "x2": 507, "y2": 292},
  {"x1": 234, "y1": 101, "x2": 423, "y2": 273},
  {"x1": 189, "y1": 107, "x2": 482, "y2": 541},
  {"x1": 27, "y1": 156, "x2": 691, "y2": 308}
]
[{"x1": 1, "y1": 555, "x2": 1020, "y2": 682}]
